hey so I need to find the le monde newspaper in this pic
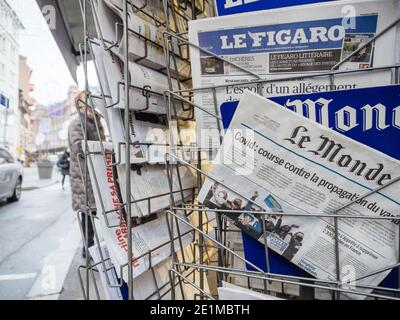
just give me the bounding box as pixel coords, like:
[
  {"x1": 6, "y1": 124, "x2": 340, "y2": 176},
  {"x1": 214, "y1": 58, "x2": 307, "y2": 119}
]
[{"x1": 198, "y1": 91, "x2": 400, "y2": 299}]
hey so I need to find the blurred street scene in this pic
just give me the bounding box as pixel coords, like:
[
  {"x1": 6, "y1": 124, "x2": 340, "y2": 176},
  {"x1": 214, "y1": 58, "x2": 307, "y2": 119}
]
[
  {"x1": 0, "y1": 0, "x2": 97, "y2": 300},
  {"x1": 0, "y1": 166, "x2": 80, "y2": 299},
  {"x1": 0, "y1": 165, "x2": 104, "y2": 300}
]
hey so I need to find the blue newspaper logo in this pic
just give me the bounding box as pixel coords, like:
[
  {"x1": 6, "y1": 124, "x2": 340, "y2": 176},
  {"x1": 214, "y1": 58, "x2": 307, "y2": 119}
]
[
  {"x1": 199, "y1": 15, "x2": 377, "y2": 57},
  {"x1": 215, "y1": 0, "x2": 335, "y2": 16},
  {"x1": 220, "y1": 85, "x2": 400, "y2": 160}
]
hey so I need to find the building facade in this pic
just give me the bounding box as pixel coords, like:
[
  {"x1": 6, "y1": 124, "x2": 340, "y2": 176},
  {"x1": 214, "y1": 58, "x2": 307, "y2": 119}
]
[
  {"x1": 18, "y1": 55, "x2": 35, "y2": 163},
  {"x1": 0, "y1": 0, "x2": 23, "y2": 155},
  {"x1": 31, "y1": 85, "x2": 79, "y2": 157}
]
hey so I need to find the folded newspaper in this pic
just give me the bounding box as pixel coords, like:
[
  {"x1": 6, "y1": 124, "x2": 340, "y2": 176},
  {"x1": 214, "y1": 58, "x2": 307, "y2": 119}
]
[
  {"x1": 126, "y1": 61, "x2": 190, "y2": 115},
  {"x1": 91, "y1": 39, "x2": 194, "y2": 164},
  {"x1": 89, "y1": 241, "x2": 206, "y2": 300},
  {"x1": 117, "y1": 163, "x2": 195, "y2": 217},
  {"x1": 105, "y1": 0, "x2": 213, "y2": 34},
  {"x1": 188, "y1": 0, "x2": 400, "y2": 149},
  {"x1": 89, "y1": 242, "x2": 124, "y2": 300},
  {"x1": 95, "y1": 0, "x2": 191, "y2": 79},
  {"x1": 197, "y1": 91, "x2": 400, "y2": 299},
  {"x1": 86, "y1": 141, "x2": 194, "y2": 281},
  {"x1": 218, "y1": 281, "x2": 283, "y2": 300},
  {"x1": 92, "y1": 0, "x2": 191, "y2": 101},
  {"x1": 91, "y1": 42, "x2": 147, "y2": 164}
]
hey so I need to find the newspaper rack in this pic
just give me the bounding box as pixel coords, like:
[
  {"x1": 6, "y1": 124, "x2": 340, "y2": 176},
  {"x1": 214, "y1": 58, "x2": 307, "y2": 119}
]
[{"x1": 75, "y1": 0, "x2": 400, "y2": 300}]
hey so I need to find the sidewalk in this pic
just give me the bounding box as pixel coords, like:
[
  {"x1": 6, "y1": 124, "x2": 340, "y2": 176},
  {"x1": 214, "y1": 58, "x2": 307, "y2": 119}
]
[
  {"x1": 22, "y1": 165, "x2": 61, "y2": 191},
  {"x1": 19, "y1": 166, "x2": 105, "y2": 300},
  {"x1": 58, "y1": 246, "x2": 106, "y2": 300}
]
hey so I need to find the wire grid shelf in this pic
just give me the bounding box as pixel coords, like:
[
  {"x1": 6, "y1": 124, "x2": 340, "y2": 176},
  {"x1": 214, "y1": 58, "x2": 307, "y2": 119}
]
[{"x1": 76, "y1": 0, "x2": 400, "y2": 300}]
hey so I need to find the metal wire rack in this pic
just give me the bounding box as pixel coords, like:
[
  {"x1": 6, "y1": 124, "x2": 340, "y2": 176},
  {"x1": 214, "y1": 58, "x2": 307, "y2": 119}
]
[{"x1": 75, "y1": 0, "x2": 400, "y2": 300}]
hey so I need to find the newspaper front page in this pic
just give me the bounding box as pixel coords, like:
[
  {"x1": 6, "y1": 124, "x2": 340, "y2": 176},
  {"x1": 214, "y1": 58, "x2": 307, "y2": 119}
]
[
  {"x1": 93, "y1": 44, "x2": 189, "y2": 163},
  {"x1": 197, "y1": 91, "x2": 400, "y2": 299},
  {"x1": 188, "y1": 0, "x2": 400, "y2": 149}
]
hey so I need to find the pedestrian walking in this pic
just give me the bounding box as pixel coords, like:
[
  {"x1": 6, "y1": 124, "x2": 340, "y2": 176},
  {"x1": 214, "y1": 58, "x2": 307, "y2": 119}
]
[
  {"x1": 68, "y1": 91, "x2": 105, "y2": 258},
  {"x1": 56, "y1": 151, "x2": 70, "y2": 190}
]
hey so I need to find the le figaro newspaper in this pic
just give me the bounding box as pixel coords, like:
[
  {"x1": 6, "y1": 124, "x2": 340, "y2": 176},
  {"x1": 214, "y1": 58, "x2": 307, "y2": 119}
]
[
  {"x1": 197, "y1": 91, "x2": 400, "y2": 299},
  {"x1": 188, "y1": 0, "x2": 400, "y2": 149}
]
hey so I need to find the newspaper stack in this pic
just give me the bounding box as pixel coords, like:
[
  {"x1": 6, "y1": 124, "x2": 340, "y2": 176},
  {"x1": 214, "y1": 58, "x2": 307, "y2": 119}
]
[
  {"x1": 99, "y1": 0, "x2": 214, "y2": 79},
  {"x1": 86, "y1": 142, "x2": 209, "y2": 299},
  {"x1": 82, "y1": 0, "x2": 217, "y2": 299},
  {"x1": 91, "y1": 0, "x2": 198, "y2": 214}
]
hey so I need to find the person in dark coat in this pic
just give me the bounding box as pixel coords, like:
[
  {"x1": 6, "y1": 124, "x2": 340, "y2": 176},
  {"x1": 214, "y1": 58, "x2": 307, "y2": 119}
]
[
  {"x1": 242, "y1": 191, "x2": 259, "y2": 212},
  {"x1": 56, "y1": 151, "x2": 70, "y2": 190},
  {"x1": 272, "y1": 216, "x2": 300, "y2": 240},
  {"x1": 282, "y1": 232, "x2": 304, "y2": 261},
  {"x1": 265, "y1": 215, "x2": 279, "y2": 233},
  {"x1": 68, "y1": 91, "x2": 105, "y2": 258}
]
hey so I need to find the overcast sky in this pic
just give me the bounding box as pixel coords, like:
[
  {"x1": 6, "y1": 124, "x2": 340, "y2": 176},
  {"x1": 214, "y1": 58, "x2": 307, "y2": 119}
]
[{"x1": 8, "y1": 0, "x2": 97, "y2": 106}]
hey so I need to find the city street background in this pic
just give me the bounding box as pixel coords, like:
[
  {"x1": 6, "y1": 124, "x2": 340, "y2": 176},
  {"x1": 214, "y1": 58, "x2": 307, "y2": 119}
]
[
  {"x1": 0, "y1": 0, "x2": 103, "y2": 300},
  {"x1": 0, "y1": 167, "x2": 100, "y2": 300}
]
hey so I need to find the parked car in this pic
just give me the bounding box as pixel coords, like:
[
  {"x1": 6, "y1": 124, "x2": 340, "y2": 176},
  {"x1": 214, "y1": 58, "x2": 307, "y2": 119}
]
[{"x1": 0, "y1": 147, "x2": 23, "y2": 202}]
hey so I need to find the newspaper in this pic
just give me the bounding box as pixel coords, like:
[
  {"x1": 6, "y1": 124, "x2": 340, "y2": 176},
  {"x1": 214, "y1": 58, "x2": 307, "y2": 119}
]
[
  {"x1": 105, "y1": 0, "x2": 213, "y2": 34},
  {"x1": 91, "y1": 42, "x2": 147, "y2": 164},
  {"x1": 91, "y1": 37, "x2": 194, "y2": 164},
  {"x1": 89, "y1": 242, "x2": 124, "y2": 300},
  {"x1": 133, "y1": 120, "x2": 169, "y2": 164},
  {"x1": 97, "y1": 0, "x2": 191, "y2": 79},
  {"x1": 140, "y1": 254, "x2": 212, "y2": 300},
  {"x1": 117, "y1": 163, "x2": 195, "y2": 217},
  {"x1": 188, "y1": 0, "x2": 400, "y2": 149},
  {"x1": 197, "y1": 91, "x2": 400, "y2": 299},
  {"x1": 229, "y1": 247, "x2": 299, "y2": 295},
  {"x1": 89, "y1": 13, "x2": 185, "y2": 118},
  {"x1": 89, "y1": 242, "x2": 206, "y2": 299},
  {"x1": 90, "y1": 0, "x2": 196, "y2": 164},
  {"x1": 125, "y1": 62, "x2": 190, "y2": 115},
  {"x1": 86, "y1": 141, "x2": 194, "y2": 281},
  {"x1": 218, "y1": 281, "x2": 283, "y2": 300}
]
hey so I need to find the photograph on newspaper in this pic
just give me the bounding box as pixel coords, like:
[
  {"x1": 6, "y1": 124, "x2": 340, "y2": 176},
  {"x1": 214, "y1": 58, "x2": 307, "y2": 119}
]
[
  {"x1": 188, "y1": 0, "x2": 400, "y2": 149},
  {"x1": 197, "y1": 91, "x2": 400, "y2": 299}
]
